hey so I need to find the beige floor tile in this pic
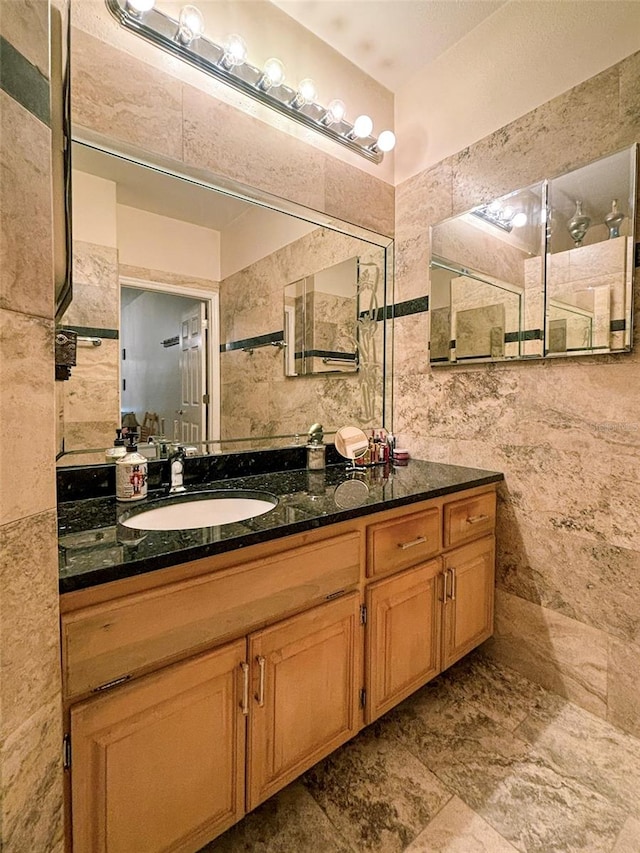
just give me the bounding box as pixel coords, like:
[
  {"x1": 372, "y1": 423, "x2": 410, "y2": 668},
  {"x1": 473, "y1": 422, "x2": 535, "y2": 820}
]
[{"x1": 404, "y1": 797, "x2": 518, "y2": 853}]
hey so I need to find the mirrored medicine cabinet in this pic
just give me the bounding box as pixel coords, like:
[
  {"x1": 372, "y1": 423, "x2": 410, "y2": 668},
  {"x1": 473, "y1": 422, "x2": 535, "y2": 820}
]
[{"x1": 429, "y1": 145, "x2": 638, "y2": 366}]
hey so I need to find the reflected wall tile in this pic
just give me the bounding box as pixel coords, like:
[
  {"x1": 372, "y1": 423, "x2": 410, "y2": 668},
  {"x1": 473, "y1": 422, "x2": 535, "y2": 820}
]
[
  {"x1": 0, "y1": 511, "x2": 60, "y2": 737},
  {"x1": 63, "y1": 421, "x2": 118, "y2": 452},
  {"x1": 497, "y1": 512, "x2": 640, "y2": 644},
  {"x1": 71, "y1": 28, "x2": 183, "y2": 161},
  {"x1": 324, "y1": 156, "x2": 394, "y2": 236},
  {"x1": 0, "y1": 697, "x2": 64, "y2": 853},
  {"x1": 0, "y1": 310, "x2": 56, "y2": 525},
  {"x1": 395, "y1": 160, "x2": 453, "y2": 241},
  {"x1": 452, "y1": 66, "x2": 619, "y2": 214},
  {"x1": 0, "y1": 91, "x2": 53, "y2": 318},
  {"x1": 64, "y1": 377, "x2": 119, "y2": 424},
  {"x1": 486, "y1": 590, "x2": 608, "y2": 717},
  {"x1": 183, "y1": 84, "x2": 325, "y2": 212},
  {"x1": 0, "y1": 0, "x2": 50, "y2": 77},
  {"x1": 607, "y1": 637, "x2": 640, "y2": 739}
]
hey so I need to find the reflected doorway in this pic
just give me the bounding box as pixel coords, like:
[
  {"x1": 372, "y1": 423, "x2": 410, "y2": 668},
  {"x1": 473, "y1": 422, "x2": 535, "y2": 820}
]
[{"x1": 120, "y1": 278, "x2": 220, "y2": 446}]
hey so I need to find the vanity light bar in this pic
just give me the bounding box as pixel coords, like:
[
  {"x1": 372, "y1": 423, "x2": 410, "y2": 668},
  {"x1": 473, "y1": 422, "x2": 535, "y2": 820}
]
[{"x1": 106, "y1": 0, "x2": 395, "y2": 164}]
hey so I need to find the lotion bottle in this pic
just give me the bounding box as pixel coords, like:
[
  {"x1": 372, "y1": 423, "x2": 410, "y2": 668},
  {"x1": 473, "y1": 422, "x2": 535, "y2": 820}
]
[{"x1": 116, "y1": 434, "x2": 148, "y2": 502}]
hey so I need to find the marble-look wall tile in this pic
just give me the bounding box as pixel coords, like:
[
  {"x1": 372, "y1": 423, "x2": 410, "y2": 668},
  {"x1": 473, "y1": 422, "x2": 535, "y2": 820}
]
[
  {"x1": 392, "y1": 314, "x2": 430, "y2": 378},
  {"x1": 497, "y1": 513, "x2": 640, "y2": 645},
  {"x1": 395, "y1": 160, "x2": 453, "y2": 242},
  {"x1": 617, "y1": 51, "x2": 640, "y2": 147},
  {"x1": 485, "y1": 590, "x2": 608, "y2": 717},
  {"x1": 0, "y1": 91, "x2": 53, "y2": 318},
  {"x1": 71, "y1": 28, "x2": 183, "y2": 161},
  {"x1": 0, "y1": 0, "x2": 50, "y2": 78},
  {"x1": 183, "y1": 84, "x2": 326, "y2": 213},
  {"x1": 324, "y1": 156, "x2": 394, "y2": 236},
  {"x1": 0, "y1": 511, "x2": 61, "y2": 737},
  {"x1": 0, "y1": 697, "x2": 63, "y2": 853},
  {"x1": 451, "y1": 66, "x2": 620, "y2": 214},
  {"x1": 0, "y1": 309, "x2": 56, "y2": 525},
  {"x1": 394, "y1": 234, "x2": 430, "y2": 304},
  {"x1": 607, "y1": 637, "x2": 640, "y2": 739}
]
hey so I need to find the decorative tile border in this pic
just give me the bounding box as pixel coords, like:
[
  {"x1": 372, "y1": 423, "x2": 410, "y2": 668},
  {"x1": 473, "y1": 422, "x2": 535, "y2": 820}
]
[{"x1": 0, "y1": 36, "x2": 50, "y2": 126}]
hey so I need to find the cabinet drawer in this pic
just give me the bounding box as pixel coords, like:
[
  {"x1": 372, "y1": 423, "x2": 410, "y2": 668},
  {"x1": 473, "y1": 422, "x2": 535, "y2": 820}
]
[
  {"x1": 444, "y1": 490, "x2": 496, "y2": 548},
  {"x1": 367, "y1": 507, "x2": 440, "y2": 577},
  {"x1": 62, "y1": 531, "x2": 361, "y2": 700}
]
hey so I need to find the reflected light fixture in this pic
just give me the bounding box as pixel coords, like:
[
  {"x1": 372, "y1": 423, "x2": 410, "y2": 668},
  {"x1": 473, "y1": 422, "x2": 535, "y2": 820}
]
[
  {"x1": 106, "y1": 0, "x2": 396, "y2": 163},
  {"x1": 472, "y1": 202, "x2": 527, "y2": 232}
]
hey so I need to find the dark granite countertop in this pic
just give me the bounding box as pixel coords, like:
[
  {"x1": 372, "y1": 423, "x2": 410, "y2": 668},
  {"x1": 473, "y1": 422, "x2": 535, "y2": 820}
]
[{"x1": 58, "y1": 459, "x2": 503, "y2": 594}]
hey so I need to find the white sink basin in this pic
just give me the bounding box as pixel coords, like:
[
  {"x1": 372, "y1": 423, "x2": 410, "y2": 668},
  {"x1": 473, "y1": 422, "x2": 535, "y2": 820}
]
[{"x1": 120, "y1": 490, "x2": 278, "y2": 531}]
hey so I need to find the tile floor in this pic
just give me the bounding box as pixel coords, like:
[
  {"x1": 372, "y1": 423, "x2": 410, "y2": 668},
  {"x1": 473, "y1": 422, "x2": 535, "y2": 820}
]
[{"x1": 201, "y1": 650, "x2": 640, "y2": 853}]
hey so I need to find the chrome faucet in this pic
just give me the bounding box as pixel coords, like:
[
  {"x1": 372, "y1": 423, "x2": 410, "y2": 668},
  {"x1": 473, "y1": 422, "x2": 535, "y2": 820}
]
[{"x1": 168, "y1": 445, "x2": 187, "y2": 494}]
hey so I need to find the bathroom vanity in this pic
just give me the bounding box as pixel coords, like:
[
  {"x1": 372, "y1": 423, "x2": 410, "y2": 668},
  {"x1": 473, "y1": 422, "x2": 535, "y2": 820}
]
[{"x1": 58, "y1": 460, "x2": 501, "y2": 853}]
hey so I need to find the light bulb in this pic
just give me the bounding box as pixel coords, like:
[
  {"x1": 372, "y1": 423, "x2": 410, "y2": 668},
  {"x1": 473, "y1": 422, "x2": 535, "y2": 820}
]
[
  {"x1": 125, "y1": 0, "x2": 155, "y2": 16},
  {"x1": 324, "y1": 99, "x2": 346, "y2": 125},
  {"x1": 291, "y1": 78, "x2": 316, "y2": 108},
  {"x1": 502, "y1": 205, "x2": 514, "y2": 220},
  {"x1": 352, "y1": 115, "x2": 374, "y2": 138},
  {"x1": 221, "y1": 34, "x2": 247, "y2": 69},
  {"x1": 376, "y1": 130, "x2": 396, "y2": 152},
  {"x1": 298, "y1": 78, "x2": 316, "y2": 103},
  {"x1": 261, "y1": 57, "x2": 285, "y2": 89},
  {"x1": 176, "y1": 5, "x2": 204, "y2": 45},
  {"x1": 512, "y1": 212, "x2": 528, "y2": 228}
]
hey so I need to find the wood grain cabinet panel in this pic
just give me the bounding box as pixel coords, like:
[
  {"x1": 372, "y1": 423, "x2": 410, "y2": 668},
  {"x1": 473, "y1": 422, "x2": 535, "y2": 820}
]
[
  {"x1": 367, "y1": 508, "x2": 440, "y2": 578},
  {"x1": 69, "y1": 639, "x2": 246, "y2": 853},
  {"x1": 62, "y1": 531, "x2": 360, "y2": 700},
  {"x1": 365, "y1": 559, "x2": 442, "y2": 723},
  {"x1": 246, "y1": 593, "x2": 362, "y2": 810},
  {"x1": 443, "y1": 491, "x2": 496, "y2": 549},
  {"x1": 442, "y1": 536, "x2": 495, "y2": 669}
]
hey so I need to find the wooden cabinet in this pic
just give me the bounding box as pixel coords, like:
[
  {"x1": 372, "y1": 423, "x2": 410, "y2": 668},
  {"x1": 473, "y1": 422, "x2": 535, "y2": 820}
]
[
  {"x1": 442, "y1": 536, "x2": 495, "y2": 669},
  {"x1": 365, "y1": 560, "x2": 441, "y2": 723},
  {"x1": 246, "y1": 593, "x2": 361, "y2": 809},
  {"x1": 69, "y1": 639, "x2": 246, "y2": 853},
  {"x1": 61, "y1": 484, "x2": 497, "y2": 853}
]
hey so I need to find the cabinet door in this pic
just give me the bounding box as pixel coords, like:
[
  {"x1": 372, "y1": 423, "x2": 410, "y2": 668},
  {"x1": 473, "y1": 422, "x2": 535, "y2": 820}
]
[
  {"x1": 365, "y1": 559, "x2": 442, "y2": 723},
  {"x1": 247, "y1": 593, "x2": 361, "y2": 810},
  {"x1": 70, "y1": 639, "x2": 246, "y2": 853},
  {"x1": 442, "y1": 535, "x2": 495, "y2": 670}
]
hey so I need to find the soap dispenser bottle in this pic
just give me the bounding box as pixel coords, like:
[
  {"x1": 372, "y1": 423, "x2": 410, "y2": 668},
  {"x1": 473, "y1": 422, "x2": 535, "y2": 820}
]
[
  {"x1": 116, "y1": 433, "x2": 148, "y2": 502},
  {"x1": 306, "y1": 422, "x2": 326, "y2": 470},
  {"x1": 105, "y1": 428, "x2": 127, "y2": 463}
]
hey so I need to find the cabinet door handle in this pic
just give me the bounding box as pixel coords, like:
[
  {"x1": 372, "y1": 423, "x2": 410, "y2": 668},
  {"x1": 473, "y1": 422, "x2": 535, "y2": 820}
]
[
  {"x1": 255, "y1": 655, "x2": 266, "y2": 707},
  {"x1": 441, "y1": 570, "x2": 449, "y2": 603},
  {"x1": 240, "y1": 662, "x2": 249, "y2": 716},
  {"x1": 450, "y1": 567, "x2": 457, "y2": 601},
  {"x1": 466, "y1": 514, "x2": 489, "y2": 525},
  {"x1": 398, "y1": 536, "x2": 427, "y2": 550}
]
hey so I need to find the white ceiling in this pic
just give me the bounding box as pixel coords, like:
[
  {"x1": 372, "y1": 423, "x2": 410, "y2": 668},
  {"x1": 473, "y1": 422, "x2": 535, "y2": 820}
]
[{"x1": 269, "y1": 0, "x2": 507, "y2": 92}]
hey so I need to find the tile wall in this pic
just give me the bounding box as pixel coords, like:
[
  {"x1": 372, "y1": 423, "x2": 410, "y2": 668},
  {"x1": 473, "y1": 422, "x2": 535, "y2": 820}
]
[
  {"x1": 0, "y1": 1, "x2": 64, "y2": 849},
  {"x1": 394, "y1": 50, "x2": 640, "y2": 736}
]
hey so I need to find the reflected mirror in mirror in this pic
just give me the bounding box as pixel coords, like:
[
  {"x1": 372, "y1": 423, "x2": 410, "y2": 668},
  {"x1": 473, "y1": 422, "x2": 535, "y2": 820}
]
[
  {"x1": 284, "y1": 257, "x2": 377, "y2": 376},
  {"x1": 57, "y1": 141, "x2": 390, "y2": 465},
  {"x1": 430, "y1": 183, "x2": 545, "y2": 364},
  {"x1": 545, "y1": 146, "x2": 637, "y2": 355}
]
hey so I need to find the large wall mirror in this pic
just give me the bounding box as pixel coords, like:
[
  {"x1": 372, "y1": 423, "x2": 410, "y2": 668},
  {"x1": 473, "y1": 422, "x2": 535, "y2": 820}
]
[
  {"x1": 57, "y1": 138, "x2": 392, "y2": 465},
  {"x1": 429, "y1": 145, "x2": 637, "y2": 365}
]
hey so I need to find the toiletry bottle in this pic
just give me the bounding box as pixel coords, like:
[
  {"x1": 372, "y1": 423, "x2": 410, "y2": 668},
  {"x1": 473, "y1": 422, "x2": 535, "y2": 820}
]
[
  {"x1": 116, "y1": 433, "x2": 148, "y2": 502},
  {"x1": 105, "y1": 428, "x2": 127, "y2": 463},
  {"x1": 306, "y1": 423, "x2": 326, "y2": 470}
]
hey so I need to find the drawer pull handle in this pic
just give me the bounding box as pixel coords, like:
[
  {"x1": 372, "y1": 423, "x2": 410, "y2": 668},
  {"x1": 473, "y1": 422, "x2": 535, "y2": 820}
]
[
  {"x1": 256, "y1": 655, "x2": 266, "y2": 707},
  {"x1": 240, "y1": 662, "x2": 249, "y2": 716},
  {"x1": 466, "y1": 514, "x2": 489, "y2": 525},
  {"x1": 398, "y1": 536, "x2": 427, "y2": 550}
]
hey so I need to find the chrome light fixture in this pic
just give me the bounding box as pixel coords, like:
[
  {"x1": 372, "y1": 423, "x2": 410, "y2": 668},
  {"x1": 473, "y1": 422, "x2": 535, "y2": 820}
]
[
  {"x1": 106, "y1": 0, "x2": 396, "y2": 163},
  {"x1": 472, "y1": 202, "x2": 527, "y2": 233}
]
